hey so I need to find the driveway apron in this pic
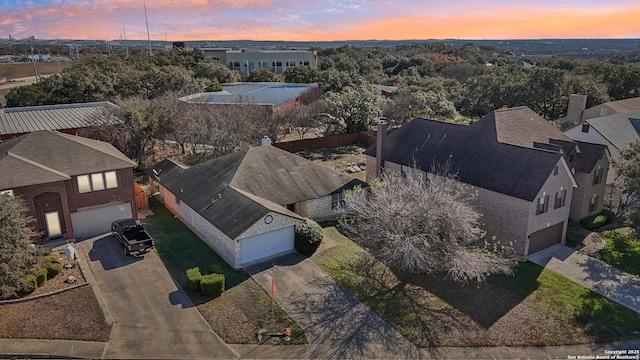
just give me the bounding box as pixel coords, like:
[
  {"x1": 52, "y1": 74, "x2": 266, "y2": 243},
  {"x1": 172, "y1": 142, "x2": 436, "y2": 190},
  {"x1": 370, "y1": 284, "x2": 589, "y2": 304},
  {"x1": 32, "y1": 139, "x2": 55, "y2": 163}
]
[
  {"x1": 76, "y1": 235, "x2": 237, "y2": 359},
  {"x1": 528, "y1": 244, "x2": 640, "y2": 312},
  {"x1": 245, "y1": 252, "x2": 420, "y2": 359}
]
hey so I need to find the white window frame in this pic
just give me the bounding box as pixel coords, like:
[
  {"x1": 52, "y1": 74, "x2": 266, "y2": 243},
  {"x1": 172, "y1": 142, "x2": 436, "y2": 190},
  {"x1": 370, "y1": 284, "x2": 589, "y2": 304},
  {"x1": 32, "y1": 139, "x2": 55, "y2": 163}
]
[
  {"x1": 331, "y1": 192, "x2": 345, "y2": 209},
  {"x1": 0, "y1": 189, "x2": 14, "y2": 197}
]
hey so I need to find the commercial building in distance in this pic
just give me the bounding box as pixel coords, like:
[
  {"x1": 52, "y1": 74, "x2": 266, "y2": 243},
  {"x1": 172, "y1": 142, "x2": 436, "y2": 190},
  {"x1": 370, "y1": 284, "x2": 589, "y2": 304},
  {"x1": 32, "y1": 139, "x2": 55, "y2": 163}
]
[{"x1": 200, "y1": 48, "x2": 317, "y2": 75}]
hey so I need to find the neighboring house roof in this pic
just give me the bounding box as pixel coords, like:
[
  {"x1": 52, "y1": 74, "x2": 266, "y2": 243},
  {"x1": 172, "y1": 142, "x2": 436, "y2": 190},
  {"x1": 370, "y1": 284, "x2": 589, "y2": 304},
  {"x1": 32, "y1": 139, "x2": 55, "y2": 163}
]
[
  {"x1": 480, "y1": 106, "x2": 606, "y2": 174},
  {"x1": 577, "y1": 110, "x2": 640, "y2": 152},
  {"x1": 0, "y1": 131, "x2": 137, "y2": 190},
  {"x1": 364, "y1": 117, "x2": 565, "y2": 202},
  {"x1": 180, "y1": 82, "x2": 318, "y2": 107},
  {"x1": 153, "y1": 158, "x2": 300, "y2": 239},
  {"x1": 373, "y1": 84, "x2": 398, "y2": 94},
  {"x1": 487, "y1": 106, "x2": 573, "y2": 148},
  {"x1": 573, "y1": 141, "x2": 609, "y2": 173},
  {"x1": 0, "y1": 102, "x2": 121, "y2": 138},
  {"x1": 152, "y1": 145, "x2": 366, "y2": 238},
  {"x1": 583, "y1": 97, "x2": 640, "y2": 121}
]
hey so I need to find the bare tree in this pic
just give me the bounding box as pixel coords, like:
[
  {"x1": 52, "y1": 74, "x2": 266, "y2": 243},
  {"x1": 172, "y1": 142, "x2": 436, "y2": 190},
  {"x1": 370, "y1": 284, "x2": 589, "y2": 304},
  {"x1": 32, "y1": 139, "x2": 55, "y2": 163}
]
[{"x1": 340, "y1": 169, "x2": 515, "y2": 283}]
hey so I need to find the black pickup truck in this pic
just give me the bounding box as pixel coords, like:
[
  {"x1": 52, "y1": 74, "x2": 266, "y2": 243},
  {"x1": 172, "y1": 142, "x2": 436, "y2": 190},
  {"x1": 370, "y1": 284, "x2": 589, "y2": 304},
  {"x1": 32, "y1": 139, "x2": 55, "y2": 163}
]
[{"x1": 111, "y1": 219, "x2": 155, "y2": 256}]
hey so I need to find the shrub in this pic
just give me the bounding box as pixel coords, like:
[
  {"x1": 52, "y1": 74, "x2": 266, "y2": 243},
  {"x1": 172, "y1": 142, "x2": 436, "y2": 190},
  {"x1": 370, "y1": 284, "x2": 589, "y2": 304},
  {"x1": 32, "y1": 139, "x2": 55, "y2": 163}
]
[
  {"x1": 581, "y1": 210, "x2": 612, "y2": 230},
  {"x1": 294, "y1": 219, "x2": 324, "y2": 257},
  {"x1": 44, "y1": 255, "x2": 60, "y2": 264},
  {"x1": 186, "y1": 267, "x2": 202, "y2": 291},
  {"x1": 45, "y1": 261, "x2": 63, "y2": 279},
  {"x1": 21, "y1": 274, "x2": 38, "y2": 294},
  {"x1": 207, "y1": 263, "x2": 224, "y2": 274},
  {"x1": 34, "y1": 267, "x2": 48, "y2": 287},
  {"x1": 200, "y1": 273, "x2": 225, "y2": 296}
]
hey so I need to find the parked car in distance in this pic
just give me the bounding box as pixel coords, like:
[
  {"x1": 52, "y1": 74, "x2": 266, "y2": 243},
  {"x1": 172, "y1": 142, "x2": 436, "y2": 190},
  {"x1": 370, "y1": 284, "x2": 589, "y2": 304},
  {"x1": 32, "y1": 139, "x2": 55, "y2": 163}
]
[{"x1": 111, "y1": 219, "x2": 155, "y2": 256}]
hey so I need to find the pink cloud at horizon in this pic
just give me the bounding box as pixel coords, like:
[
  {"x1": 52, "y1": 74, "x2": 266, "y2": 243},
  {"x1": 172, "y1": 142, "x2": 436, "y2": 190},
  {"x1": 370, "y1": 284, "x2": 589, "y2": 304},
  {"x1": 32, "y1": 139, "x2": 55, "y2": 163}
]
[{"x1": 1, "y1": 0, "x2": 639, "y2": 41}]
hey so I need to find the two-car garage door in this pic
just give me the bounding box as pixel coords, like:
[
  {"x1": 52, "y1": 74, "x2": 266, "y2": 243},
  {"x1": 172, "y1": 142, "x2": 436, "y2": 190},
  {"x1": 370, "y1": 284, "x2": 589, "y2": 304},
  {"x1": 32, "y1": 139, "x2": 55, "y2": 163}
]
[
  {"x1": 240, "y1": 226, "x2": 295, "y2": 266},
  {"x1": 528, "y1": 221, "x2": 564, "y2": 255},
  {"x1": 71, "y1": 202, "x2": 132, "y2": 238}
]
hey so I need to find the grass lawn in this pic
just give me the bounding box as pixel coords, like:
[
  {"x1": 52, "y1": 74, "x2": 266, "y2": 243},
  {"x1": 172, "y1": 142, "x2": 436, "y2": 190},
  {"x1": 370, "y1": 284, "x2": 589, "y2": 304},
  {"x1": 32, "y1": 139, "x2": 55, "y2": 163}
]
[
  {"x1": 594, "y1": 228, "x2": 640, "y2": 277},
  {"x1": 143, "y1": 197, "x2": 307, "y2": 344},
  {"x1": 0, "y1": 286, "x2": 110, "y2": 341},
  {"x1": 313, "y1": 225, "x2": 640, "y2": 347}
]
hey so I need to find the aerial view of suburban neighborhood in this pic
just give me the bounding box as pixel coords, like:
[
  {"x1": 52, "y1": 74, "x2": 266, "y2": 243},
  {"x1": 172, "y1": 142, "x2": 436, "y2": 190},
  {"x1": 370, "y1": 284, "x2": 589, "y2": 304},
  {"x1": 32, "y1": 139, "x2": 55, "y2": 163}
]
[{"x1": 1, "y1": 1, "x2": 640, "y2": 359}]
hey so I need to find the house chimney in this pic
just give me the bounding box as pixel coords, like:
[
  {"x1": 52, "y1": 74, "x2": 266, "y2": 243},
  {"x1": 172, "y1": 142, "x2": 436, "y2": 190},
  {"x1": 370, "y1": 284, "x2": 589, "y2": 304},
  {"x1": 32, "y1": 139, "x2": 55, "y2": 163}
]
[
  {"x1": 376, "y1": 119, "x2": 387, "y2": 177},
  {"x1": 261, "y1": 136, "x2": 272, "y2": 146},
  {"x1": 566, "y1": 94, "x2": 587, "y2": 125}
]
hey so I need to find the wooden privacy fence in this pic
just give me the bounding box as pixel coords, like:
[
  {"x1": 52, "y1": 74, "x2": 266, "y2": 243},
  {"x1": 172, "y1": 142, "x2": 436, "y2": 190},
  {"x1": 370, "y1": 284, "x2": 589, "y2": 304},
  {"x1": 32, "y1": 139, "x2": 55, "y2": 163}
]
[
  {"x1": 274, "y1": 132, "x2": 376, "y2": 153},
  {"x1": 134, "y1": 182, "x2": 149, "y2": 210}
]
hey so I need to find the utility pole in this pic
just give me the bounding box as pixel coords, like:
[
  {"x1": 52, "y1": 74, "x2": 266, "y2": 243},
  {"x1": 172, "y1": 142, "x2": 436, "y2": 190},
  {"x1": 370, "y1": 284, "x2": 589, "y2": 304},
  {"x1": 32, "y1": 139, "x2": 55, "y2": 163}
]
[
  {"x1": 121, "y1": 19, "x2": 129, "y2": 58},
  {"x1": 143, "y1": 0, "x2": 152, "y2": 55},
  {"x1": 28, "y1": 35, "x2": 39, "y2": 84}
]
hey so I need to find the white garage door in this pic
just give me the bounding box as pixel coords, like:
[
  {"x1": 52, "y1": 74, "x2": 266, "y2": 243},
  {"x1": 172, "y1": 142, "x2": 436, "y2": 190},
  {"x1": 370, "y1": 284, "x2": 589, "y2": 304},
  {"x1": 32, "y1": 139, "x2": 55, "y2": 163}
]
[
  {"x1": 71, "y1": 202, "x2": 132, "y2": 238},
  {"x1": 240, "y1": 226, "x2": 295, "y2": 265}
]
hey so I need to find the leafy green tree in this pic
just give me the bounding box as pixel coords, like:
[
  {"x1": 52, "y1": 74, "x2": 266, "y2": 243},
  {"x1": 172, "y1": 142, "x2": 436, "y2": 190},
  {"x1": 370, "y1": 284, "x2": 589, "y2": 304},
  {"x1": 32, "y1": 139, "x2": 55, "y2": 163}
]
[
  {"x1": 246, "y1": 68, "x2": 284, "y2": 82},
  {"x1": 284, "y1": 65, "x2": 320, "y2": 84},
  {"x1": 193, "y1": 61, "x2": 241, "y2": 83},
  {"x1": 0, "y1": 195, "x2": 39, "y2": 299},
  {"x1": 322, "y1": 82, "x2": 383, "y2": 133},
  {"x1": 5, "y1": 84, "x2": 52, "y2": 107},
  {"x1": 612, "y1": 141, "x2": 640, "y2": 225}
]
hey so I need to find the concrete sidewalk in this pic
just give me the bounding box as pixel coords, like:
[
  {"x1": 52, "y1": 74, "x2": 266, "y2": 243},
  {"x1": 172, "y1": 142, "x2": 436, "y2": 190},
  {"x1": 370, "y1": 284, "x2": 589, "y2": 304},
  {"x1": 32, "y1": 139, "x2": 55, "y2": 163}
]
[
  {"x1": 528, "y1": 244, "x2": 640, "y2": 312},
  {"x1": 245, "y1": 252, "x2": 420, "y2": 359}
]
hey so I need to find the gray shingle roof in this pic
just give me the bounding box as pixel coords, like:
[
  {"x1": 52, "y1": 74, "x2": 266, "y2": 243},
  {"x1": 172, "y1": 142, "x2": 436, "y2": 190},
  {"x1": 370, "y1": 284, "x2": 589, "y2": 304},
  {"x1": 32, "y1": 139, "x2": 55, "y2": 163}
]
[
  {"x1": 365, "y1": 117, "x2": 564, "y2": 202},
  {"x1": 0, "y1": 102, "x2": 121, "y2": 137},
  {"x1": 489, "y1": 106, "x2": 573, "y2": 148},
  {"x1": 0, "y1": 131, "x2": 137, "y2": 190},
  {"x1": 151, "y1": 145, "x2": 366, "y2": 238},
  {"x1": 584, "y1": 110, "x2": 640, "y2": 151}
]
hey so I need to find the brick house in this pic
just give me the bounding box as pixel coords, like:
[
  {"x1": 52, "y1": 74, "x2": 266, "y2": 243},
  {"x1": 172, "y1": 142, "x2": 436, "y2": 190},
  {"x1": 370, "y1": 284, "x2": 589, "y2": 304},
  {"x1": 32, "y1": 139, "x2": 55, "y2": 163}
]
[
  {"x1": 150, "y1": 141, "x2": 366, "y2": 268},
  {"x1": 365, "y1": 106, "x2": 608, "y2": 258},
  {"x1": 0, "y1": 131, "x2": 138, "y2": 241}
]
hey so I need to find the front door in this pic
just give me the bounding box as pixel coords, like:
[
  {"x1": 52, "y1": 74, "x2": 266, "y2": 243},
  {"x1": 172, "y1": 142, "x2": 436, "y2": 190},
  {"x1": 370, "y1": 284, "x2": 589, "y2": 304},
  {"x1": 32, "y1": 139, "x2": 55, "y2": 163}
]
[{"x1": 45, "y1": 211, "x2": 62, "y2": 238}]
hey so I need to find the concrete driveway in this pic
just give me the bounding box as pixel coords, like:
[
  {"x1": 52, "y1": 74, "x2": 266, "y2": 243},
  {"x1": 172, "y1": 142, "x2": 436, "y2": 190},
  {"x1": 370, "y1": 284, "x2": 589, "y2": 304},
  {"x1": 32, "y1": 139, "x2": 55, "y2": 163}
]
[
  {"x1": 528, "y1": 244, "x2": 640, "y2": 312},
  {"x1": 245, "y1": 252, "x2": 419, "y2": 359},
  {"x1": 76, "y1": 234, "x2": 237, "y2": 359}
]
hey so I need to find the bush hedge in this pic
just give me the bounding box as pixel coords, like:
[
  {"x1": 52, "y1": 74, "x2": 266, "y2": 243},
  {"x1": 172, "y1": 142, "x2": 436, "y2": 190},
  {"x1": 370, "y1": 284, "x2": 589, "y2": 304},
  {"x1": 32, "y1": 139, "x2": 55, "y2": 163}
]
[
  {"x1": 44, "y1": 255, "x2": 60, "y2": 264},
  {"x1": 45, "y1": 262, "x2": 63, "y2": 279},
  {"x1": 207, "y1": 263, "x2": 224, "y2": 275},
  {"x1": 22, "y1": 274, "x2": 38, "y2": 294},
  {"x1": 200, "y1": 273, "x2": 225, "y2": 296},
  {"x1": 34, "y1": 267, "x2": 48, "y2": 287},
  {"x1": 580, "y1": 209, "x2": 612, "y2": 230},
  {"x1": 294, "y1": 219, "x2": 324, "y2": 257},
  {"x1": 186, "y1": 267, "x2": 202, "y2": 291}
]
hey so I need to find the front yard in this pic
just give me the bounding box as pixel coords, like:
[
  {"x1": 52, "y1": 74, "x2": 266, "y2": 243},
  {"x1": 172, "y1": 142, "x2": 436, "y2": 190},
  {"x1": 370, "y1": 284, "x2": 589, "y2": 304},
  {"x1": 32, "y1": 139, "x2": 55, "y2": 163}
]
[
  {"x1": 594, "y1": 228, "x2": 640, "y2": 277},
  {"x1": 314, "y1": 225, "x2": 640, "y2": 347},
  {"x1": 143, "y1": 198, "x2": 307, "y2": 344}
]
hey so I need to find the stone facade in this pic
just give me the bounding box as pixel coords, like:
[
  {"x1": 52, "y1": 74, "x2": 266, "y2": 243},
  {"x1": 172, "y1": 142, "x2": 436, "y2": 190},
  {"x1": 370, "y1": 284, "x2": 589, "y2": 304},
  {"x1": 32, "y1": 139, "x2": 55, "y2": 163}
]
[{"x1": 296, "y1": 196, "x2": 335, "y2": 220}]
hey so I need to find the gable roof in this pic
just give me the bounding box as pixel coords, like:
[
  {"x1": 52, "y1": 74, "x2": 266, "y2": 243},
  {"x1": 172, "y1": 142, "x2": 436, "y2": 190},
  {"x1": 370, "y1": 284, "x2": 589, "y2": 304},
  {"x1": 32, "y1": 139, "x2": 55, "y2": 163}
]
[
  {"x1": 152, "y1": 146, "x2": 364, "y2": 238},
  {"x1": 484, "y1": 106, "x2": 573, "y2": 148},
  {"x1": 0, "y1": 131, "x2": 137, "y2": 190},
  {"x1": 365, "y1": 117, "x2": 565, "y2": 202},
  {"x1": 579, "y1": 110, "x2": 640, "y2": 151},
  {"x1": 0, "y1": 102, "x2": 121, "y2": 138},
  {"x1": 583, "y1": 97, "x2": 640, "y2": 121},
  {"x1": 573, "y1": 141, "x2": 609, "y2": 173}
]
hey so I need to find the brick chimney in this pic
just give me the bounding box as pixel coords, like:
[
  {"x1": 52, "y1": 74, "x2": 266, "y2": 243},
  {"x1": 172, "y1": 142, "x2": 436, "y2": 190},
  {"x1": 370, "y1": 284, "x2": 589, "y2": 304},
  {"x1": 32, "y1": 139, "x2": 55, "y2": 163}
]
[
  {"x1": 376, "y1": 120, "x2": 387, "y2": 177},
  {"x1": 566, "y1": 94, "x2": 587, "y2": 125}
]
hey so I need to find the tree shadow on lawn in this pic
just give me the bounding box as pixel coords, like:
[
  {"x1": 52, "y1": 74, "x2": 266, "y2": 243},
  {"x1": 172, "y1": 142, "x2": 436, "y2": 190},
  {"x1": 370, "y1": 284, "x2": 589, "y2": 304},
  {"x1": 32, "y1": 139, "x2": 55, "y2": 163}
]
[{"x1": 398, "y1": 262, "x2": 543, "y2": 329}]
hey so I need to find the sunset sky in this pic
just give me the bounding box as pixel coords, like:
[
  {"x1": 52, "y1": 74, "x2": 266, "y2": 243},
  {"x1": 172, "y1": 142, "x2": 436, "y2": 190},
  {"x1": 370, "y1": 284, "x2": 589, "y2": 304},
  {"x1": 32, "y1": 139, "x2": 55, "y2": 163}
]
[{"x1": 1, "y1": 0, "x2": 639, "y2": 42}]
